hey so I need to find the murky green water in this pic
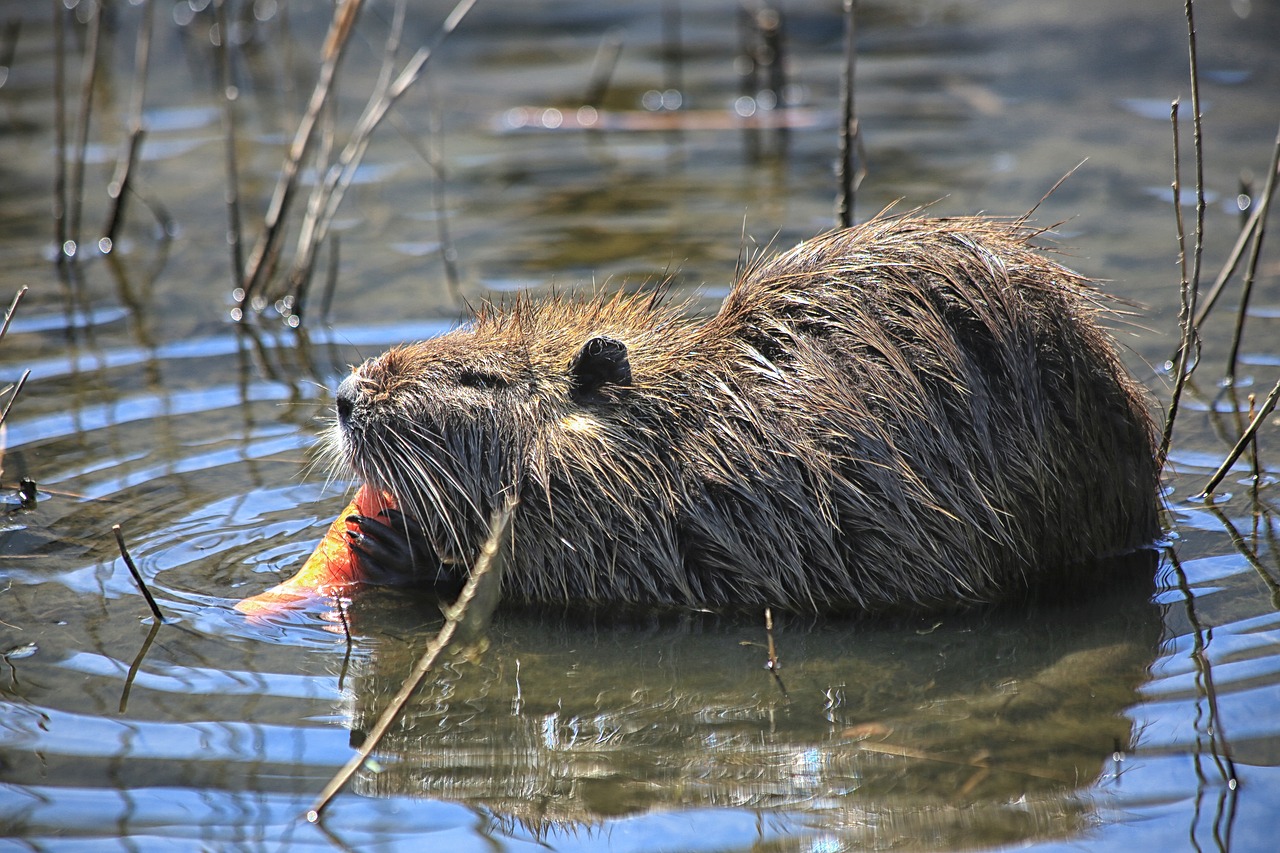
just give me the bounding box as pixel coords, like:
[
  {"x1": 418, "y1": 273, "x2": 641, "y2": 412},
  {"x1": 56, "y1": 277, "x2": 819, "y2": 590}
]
[{"x1": 2, "y1": 0, "x2": 1278, "y2": 850}]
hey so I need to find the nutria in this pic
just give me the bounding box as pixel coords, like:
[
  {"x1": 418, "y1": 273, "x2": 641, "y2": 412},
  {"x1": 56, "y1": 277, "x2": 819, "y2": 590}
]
[{"x1": 328, "y1": 213, "x2": 1160, "y2": 612}]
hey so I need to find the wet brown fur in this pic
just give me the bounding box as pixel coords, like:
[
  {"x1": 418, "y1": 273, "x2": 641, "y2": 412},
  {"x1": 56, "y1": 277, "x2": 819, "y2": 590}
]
[{"x1": 329, "y1": 213, "x2": 1161, "y2": 612}]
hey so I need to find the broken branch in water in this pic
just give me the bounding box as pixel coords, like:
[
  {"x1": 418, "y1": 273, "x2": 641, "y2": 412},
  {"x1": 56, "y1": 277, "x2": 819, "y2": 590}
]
[
  {"x1": 113, "y1": 524, "x2": 166, "y2": 624},
  {"x1": 307, "y1": 496, "x2": 513, "y2": 822},
  {"x1": 1225, "y1": 119, "x2": 1280, "y2": 383},
  {"x1": 1197, "y1": 377, "x2": 1280, "y2": 499}
]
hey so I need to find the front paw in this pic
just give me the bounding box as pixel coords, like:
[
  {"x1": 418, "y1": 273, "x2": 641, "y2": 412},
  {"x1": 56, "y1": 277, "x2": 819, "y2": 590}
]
[{"x1": 346, "y1": 509, "x2": 443, "y2": 586}]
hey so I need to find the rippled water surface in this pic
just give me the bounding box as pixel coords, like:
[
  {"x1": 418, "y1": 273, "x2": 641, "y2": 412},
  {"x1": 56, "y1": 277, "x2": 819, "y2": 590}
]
[{"x1": 2, "y1": 0, "x2": 1279, "y2": 850}]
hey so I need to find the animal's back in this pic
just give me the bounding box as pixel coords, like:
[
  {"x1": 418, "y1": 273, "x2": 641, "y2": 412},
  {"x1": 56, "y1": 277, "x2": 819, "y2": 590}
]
[{"x1": 680, "y1": 215, "x2": 1160, "y2": 608}]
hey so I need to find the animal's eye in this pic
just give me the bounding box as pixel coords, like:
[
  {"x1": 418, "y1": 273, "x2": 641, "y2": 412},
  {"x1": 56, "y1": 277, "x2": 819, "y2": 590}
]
[{"x1": 457, "y1": 370, "x2": 508, "y2": 390}]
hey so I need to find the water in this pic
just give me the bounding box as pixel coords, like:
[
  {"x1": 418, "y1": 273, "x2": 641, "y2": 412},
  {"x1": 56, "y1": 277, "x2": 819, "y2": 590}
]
[{"x1": 1, "y1": 0, "x2": 1278, "y2": 849}]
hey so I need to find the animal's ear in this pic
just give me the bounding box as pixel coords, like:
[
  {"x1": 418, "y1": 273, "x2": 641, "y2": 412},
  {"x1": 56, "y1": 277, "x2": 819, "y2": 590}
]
[{"x1": 568, "y1": 336, "x2": 631, "y2": 402}]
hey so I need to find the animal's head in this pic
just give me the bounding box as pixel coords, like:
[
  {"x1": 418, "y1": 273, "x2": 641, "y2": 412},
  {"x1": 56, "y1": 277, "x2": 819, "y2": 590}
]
[{"x1": 327, "y1": 293, "x2": 698, "y2": 561}]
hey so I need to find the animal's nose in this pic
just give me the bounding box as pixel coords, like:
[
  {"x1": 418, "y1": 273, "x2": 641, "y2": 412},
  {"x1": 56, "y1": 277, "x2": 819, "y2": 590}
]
[{"x1": 335, "y1": 373, "x2": 360, "y2": 424}]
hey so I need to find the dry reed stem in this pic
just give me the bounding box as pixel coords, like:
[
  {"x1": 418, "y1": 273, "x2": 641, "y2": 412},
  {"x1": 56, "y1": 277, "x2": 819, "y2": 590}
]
[
  {"x1": 103, "y1": 0, "x2": 154, "y2": 246},
  {"x1": 0, "y1": 287, "x2": 29, "y2": 428},
  {"x1": 1198, "y1": 377, "x2": 1280, "y2": 499},
  {"x1": 307, "y1": 497, "x2": 513, "y2": 822},
  {"x1": 1161, "y1": 0, "x2": 1211, "y2": 467},
  {"x1": 283, "y1": 0, "x2": 478, "y2": 321},
  {"x1": 582, "y1": 27, "x2": 623, "y2": 108},
  {"x1": 66, "y1": 0, "x2": 103, "y2": 260},
  {"x1": 763, "y1": 607, "x2": 789, "y2": 699},
  {"x1": 836, "y1": 0, "x2": 859, "y2": 228},
  {"x1": 388, "y1": 108, "x2": 462, "y2": 306},
  {"x1": 1191, "y1": 172, "x2": 1278, "y2": 330},
  {"x1": 52, "y1": 0, "x2": 67, "y2": 259},
  {"x1": 661, "y1": 0, "x2": 682, "y2": 100},
  {"x1": 318, "y1": 233, "x2": 341, "y2": 323},
  {"x1": 113, "y1": 524, "x2": 166, "y2": 624},
  {"x1": 1, "y1": 287, "x2": 29, "y2": 428},
  {"x1": 239, "y1": 0, "x2": 365, "y2": 306},
  {"x1": 1, "y1": 286, "x2": 27, "y2": 342},
  {"x1": 426, "y1": 108, "x2": 461, "y2": 306},
  {"x1": 284, "y1": 0, "x2": 404, "y2": 316},
  {"x1": 1159, "y1": 100, "x2": 1194, "y2": 467},
  {"x1": 214, "y1": 0, "x2": 245, "y2": 282},
  {"x1": 1184, "y1": 0, "x2": 1207, "y2": 314},
  {"x1": 0, "y1": 20, "x2": 19, "y2": 81},
  {"x1": 1225, "y1": 120, "x2": 1280, "y2": 382},
  {"x1": 0, "y1": 370, "x2": 28, "y2": 429},
  {"x1": 1248, "y1": 394, "x2": 1260, "y2": 483},
  {"x1": 103, "y1": 129, "x2": 147, "y2": 245}
]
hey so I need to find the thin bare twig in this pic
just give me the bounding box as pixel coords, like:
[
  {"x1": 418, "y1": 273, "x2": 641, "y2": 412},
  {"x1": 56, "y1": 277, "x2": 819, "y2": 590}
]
[
  {"x1": 102, "y1": 129, "x2": 147, "y2": 248},
  {"x1": 113, "y1": 524, "x2": 166, "y2": 623},
  {"x1": 1162, "y1": 0, "x2": 1211, "y2": 463},
  {"x1": 0, "y1": 20, "x2": 20, "y2": 85},
  {"x1": 1189, "y1": 171, "x2": 1279, "y2": 331},
  {"x1": 1198, "y1": 376, "x2": 1280, "y2": 498},
  {"x1": 1225, "y1": 120, "x2": 1280, "y2": 382},
  {"x1": 52, "y1": 1, "x2": 68, "y2": 260},
  {"x1": 1184, "y1": 0, "x2": 1208, "y2": 319},
  {"x1": 836, "y1": 0, "x2": 859, "y2": 228},
  {"x1": 0, "y1": 285, "x2": 29, "y2": 425},
  {"x1": 103, "y1": 0, "x2": 155, "y2": 247},
  {"x1": 284, "y1": 0, "x2": 478, "y2": 320},
  {"x1": 0, "y1": 370, "x2": 29, "y2": 428},
  {"x1": 307, "y1": 496, "x2": 513, "y2": 821},
  {"x1": 661, "y1": 1, "x2": 682, "y2": 101},
  {"x1": 67, "y1": 0, "x2": 104, "y2": 259},
  {"x1": 1248, "y1": 394, "x2": 1260, "y2": 484},
  {"x1": 763, "y1": 607, "x2": 789, "y2": 699},
  {"x1": 582, "y1": 27, "x2": 623, "y2": 109},
  {"x1": 336, "y1": 594, "x2": 354, "y2": 693},
  {"x1": 214, "y1": 0, "x2": 245, "y2": 283},
  {"x1": 239, "y1": 0, "x2": 365, "y2": 307},
  {"x1": 1159, "y1": 100, "x2": 1195, "y2": 468},
  {"x1": 0, "y1": 286, "x2": 27, "y2": 341},
  {"x1": 318, "y1": 233, "x2": 341, "y2": 323},
  {"x1": 388, "y1": 108, "x2": 462, "y2": 306},
  {"x1": 427, "y1": 107, "x2": 461, "y2": 306}
]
